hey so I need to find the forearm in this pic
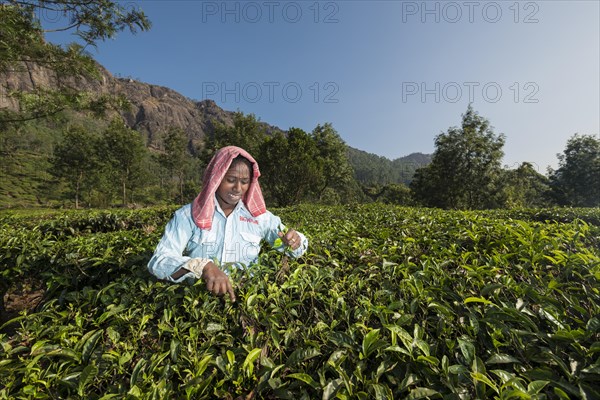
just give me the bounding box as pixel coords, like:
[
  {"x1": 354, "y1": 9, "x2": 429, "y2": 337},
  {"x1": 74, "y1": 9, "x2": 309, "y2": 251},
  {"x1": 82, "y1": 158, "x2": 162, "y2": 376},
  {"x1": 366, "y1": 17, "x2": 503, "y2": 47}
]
[
  {"x1": 170, "y1": 267, "x2": 191, "y2": 280},
  {"x1": 148, "y1": 253, "x2": 193, "y2": 282}
]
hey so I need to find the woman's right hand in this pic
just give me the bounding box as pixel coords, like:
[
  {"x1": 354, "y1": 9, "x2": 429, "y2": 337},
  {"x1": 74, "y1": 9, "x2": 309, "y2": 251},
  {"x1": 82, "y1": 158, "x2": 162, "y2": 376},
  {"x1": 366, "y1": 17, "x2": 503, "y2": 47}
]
[{"x1": 202, "y1": 262, "x2": 236, "y2": 302}]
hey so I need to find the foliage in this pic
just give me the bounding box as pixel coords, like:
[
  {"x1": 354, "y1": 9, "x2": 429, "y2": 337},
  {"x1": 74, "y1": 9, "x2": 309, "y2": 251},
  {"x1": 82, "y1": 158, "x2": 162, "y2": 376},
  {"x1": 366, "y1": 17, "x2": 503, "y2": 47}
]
[
  {"x1": 259, "y1": 128, "x2": 323, "y2": 206},
  {"x1": 312, "y1": 123, "x2": 356, "y2": 202},
  {"x1": 50, "y1": 125, "x2": 99, "y2": 208},
  {"x1": 411, "y1": 105, "x2": 506, "y2": 209},
  {"x1": 499, "y1": 162, "x2": 553, "y2": 208},
  {"x1": 347, "y1": 148, "x2": 431, "y2": 186},
  {"x1": 203, "y1": 113, "x2": 360, "y2": 206},
  {"x1": 201, "y1": 112, "x2": 268, "y2": 164},
  {"x1": 159, "y1": 127, "x2": 200, "y2": 204},
  {"x1": 0, "y1": 0, "x2": 150, "y2": 124},
  {"x1": 1, "y1": 204, "x2": 599, "y2": 398},
  {"x1": 549, "y1": 134, "x2": 600, "y2": 207},
  {"x1": 363, "y1": 183, "x2": 413, "y2": 205}
]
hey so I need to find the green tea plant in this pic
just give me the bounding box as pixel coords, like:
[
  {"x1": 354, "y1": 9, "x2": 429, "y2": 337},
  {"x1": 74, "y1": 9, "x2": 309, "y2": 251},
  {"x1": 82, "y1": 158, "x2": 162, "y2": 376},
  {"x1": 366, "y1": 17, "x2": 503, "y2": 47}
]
[{"x1": 1, "y1": 204, "x2": 599, "y2": 399}]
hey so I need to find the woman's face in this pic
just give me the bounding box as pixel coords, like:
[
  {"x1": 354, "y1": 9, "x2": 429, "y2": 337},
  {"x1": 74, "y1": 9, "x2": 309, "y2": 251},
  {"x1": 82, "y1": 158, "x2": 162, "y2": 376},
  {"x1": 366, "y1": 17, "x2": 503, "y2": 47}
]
[{"x1": 216, "y1": 161, "x2": 251, "y2": 210}]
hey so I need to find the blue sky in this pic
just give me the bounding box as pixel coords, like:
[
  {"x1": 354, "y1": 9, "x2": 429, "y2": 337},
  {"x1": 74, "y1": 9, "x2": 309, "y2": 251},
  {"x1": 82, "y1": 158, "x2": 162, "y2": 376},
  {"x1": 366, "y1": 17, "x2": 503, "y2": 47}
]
[{"x1": 44, "y1": 1, "x2": 599, "y2": 172}]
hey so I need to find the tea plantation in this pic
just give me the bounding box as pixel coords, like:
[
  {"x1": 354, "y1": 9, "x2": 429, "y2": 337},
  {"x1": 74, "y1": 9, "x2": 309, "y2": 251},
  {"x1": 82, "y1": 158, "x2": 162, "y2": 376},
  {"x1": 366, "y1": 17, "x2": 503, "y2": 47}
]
[{"x1": 1, "y1": 204, "x2": 599, "y2": 399}]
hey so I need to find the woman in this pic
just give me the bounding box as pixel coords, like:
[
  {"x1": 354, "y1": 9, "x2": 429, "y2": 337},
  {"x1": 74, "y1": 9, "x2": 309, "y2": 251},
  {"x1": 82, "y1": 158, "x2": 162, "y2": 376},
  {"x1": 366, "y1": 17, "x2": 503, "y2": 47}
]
[{"x1": 148, "y1": 146, "x2": 308, "y2": 302}]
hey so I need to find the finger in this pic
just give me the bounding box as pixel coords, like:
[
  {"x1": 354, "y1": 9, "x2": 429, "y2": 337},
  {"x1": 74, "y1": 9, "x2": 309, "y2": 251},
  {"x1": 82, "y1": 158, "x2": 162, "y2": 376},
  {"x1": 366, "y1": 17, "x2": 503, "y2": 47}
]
[
  {"x1": 227, "y1": 282, "x2": 236, "y2": 302},
  {"x1": 284, "y1": 229, "x2": 295, "y2": 241},
  {"x1": 216, "y1": 281, "x2": 227, "y2": 296},
  {"x1": 206, "y1": 278, "x2": 214, "y2": 292}
]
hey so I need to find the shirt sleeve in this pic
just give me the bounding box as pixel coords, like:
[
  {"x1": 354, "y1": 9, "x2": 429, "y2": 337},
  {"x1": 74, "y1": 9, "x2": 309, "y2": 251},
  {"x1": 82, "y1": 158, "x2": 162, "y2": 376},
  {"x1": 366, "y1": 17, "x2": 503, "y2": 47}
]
[
  {"x1": 263, "y1": 212, "x2": 308, "y2": 258},
  {"x1": 147, "y1": 206, "x2": 196, "y2": 283}
]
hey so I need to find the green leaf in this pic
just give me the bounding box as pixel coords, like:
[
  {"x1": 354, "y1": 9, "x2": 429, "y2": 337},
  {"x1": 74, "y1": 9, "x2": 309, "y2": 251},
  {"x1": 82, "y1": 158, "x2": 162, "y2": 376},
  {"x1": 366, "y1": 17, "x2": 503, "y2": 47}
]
[
  {"x1": 227, "y1": 350, "x2": 235, "y2": 365},
  {"x1": 527, "y1": 380, "x2": 549, "y2": 394},
  {"x1": 481, "y1": 283, "x2": 503, "y2": 296},
  {"x1": 97, "y1": 305, "x2": 126, "y2": 324},
  {"x1": 416, "y1": 355, "x2": 439, "y2": 366},
  {"x1": 196, "y1": 354, "x2": 213, "y2": 376},
  {"x1": 553, "y1": 387, "x2": 571, "y2": 399},
  {"x1": 130, "y1": 358, "x2": 146, "y2": 388},
  {"x1": 385, "y1": 325, "x2": 413, "y2": 350},
  {"x1": 490, "y1": 370, "x2": 519, "y2": 387},
  {"x1": 470, "y1": 372, "x2": 498, "y2": 392},
  {"x1": 323, "y1": 378, "x2": 343, "y2": 400},
  {"x1": 285, "y1": 347, "x2": 321, "y2": 367},
  {"x1": 372, "y1": 383, "x2": 393, "y2": 400},
  {"x1": 362, "y1": 329, "x2": 385, "y2": 358},
  {"x1": 205, "y1": 323, "x2": 225, "y2": 334},
  {"x1": 587, "y1": 317, "x2": 600, "y2": 333},
  {"x1": 327, "y1": 350, "x2": 347, "y2": 368},
  {"x1": 414, "y1": 338, "x2": 430, "y2": 357},
  {"x1": 486, "y1": 353, "x2": 520, "y2": 364},
  {"x1": 78, "y1": 364, "x2": 98, "y2": 396},
  {"x1": 464, "y1": 296, "x2": 493, "y2": 305},
  {"x1": 243, "y1": 348, "x2": 262, "y2": 377},
  {"x1": 170, "y1": 339, "x2": 180, "y2": 362},
  {"x1": 328, "y1": 331, "x2": 355, "y2": 348},
  {"x1": 457, "y1": 337, "x2": 475, "y2": 364},
  {"x1": 407, "y1": 387, "x2": 441, "y2": 399},
  {"x1": 448, "y1": 364, "x2": 468, "y2": 375},
  {"x1": 287, "y1": 373, "x2": 319, "y2": 389}
]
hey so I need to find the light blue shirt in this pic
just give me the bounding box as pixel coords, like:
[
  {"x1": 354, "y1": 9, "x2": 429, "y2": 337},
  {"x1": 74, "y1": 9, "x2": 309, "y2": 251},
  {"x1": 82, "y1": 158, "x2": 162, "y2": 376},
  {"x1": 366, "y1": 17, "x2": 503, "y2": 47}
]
[{"x1": 147, "y1": 196, "x2": 308, "y2": 282}]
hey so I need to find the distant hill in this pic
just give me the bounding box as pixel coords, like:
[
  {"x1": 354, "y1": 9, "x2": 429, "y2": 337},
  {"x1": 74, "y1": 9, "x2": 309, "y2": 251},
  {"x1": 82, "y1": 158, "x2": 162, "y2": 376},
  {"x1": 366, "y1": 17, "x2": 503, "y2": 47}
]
[
  {"x1": 348, "y1": 147, "x2": 431, "y2": 185},
  {"x1": 1, "y1": 60, "x2": 430, "y2": 207}
]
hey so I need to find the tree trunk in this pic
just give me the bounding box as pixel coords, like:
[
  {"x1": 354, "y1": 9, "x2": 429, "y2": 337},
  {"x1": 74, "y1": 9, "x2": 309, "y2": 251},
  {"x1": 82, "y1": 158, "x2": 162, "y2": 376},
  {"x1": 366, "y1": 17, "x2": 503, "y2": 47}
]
[
  {"x1": 75, "y1": 170, "x2": 82, "y2": 209},
  {"x1": 122, "y1": 179, "x2": 127, "y2": 207},
  {"x1": 122, "y1": 167, "x2": 128, "y2": 207}
]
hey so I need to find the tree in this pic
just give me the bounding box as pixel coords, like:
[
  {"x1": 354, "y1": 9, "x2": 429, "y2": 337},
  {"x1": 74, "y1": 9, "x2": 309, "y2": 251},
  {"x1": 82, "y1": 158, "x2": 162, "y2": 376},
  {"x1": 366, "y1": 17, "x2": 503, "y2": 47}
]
[
  {"x1": 99, "y1": 119, "x2": 147, "y2": 206},
  {"x1": 411, "y1": 105, "x2": 505, "y2": 209},
  {"x1": 549, "y1": 134, "x2": 600, "y2": 207},
  {"x1": 259, "y1": 129, "x2": 323, "y2": 206},
  {"x1": 500, "y1": 162, "x2": 552, "y2": 208},
  {"x1": 311, "y1": 123, "x2": 356, "y2": 202},
  {"x1": 50, "y1": 125, "x2": 99, "y2": 208},
  {"x1": 160, "y1": 127, "x2": 194, "y2": 204},
  {"x1": 201, "y1": 112, "x2": 268, "y2": 166},
  {"x1": 0, "y1": 1, "x2": 150, "y2": 124}
]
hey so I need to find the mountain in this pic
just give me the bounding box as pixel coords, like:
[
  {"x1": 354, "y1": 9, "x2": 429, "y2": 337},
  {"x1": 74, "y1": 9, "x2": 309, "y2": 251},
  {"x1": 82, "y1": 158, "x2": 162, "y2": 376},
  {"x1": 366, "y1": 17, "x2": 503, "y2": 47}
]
[
  {"x1": 2, "y1": 61, "x2": 233, "y2": 147},
  {"x1": 1, "y1": 61, "x2": 429, "y2": 195},
  {"x1": 348, "y1": 147, "x2": 431, "y2": 185}
]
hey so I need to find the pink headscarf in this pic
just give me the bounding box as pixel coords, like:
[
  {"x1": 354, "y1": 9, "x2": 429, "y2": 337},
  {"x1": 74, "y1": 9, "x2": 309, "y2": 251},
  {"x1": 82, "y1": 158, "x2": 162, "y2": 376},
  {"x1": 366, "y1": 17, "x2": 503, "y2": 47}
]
[{"x1": 192, "y1": 146, "x2": 266, "y2": 229}]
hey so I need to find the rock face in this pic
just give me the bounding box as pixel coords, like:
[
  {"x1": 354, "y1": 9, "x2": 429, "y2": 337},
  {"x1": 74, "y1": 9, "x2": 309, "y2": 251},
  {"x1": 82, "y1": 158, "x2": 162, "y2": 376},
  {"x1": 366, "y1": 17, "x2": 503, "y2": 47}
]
[{"x1": 1, "y1": 61, "x2": 237, "y2": 149}]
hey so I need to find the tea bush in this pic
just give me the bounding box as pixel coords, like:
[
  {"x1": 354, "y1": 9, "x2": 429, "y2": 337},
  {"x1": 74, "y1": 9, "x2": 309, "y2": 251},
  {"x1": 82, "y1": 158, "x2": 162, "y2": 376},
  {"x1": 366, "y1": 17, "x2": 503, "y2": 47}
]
[{"x1": 1, "y1": 205, "x2": 599, "y2": 399}]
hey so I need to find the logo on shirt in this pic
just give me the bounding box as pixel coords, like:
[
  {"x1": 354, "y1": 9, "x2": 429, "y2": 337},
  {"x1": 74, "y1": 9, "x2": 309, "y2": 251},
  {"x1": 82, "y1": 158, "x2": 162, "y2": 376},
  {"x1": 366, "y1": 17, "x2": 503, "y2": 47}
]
[{"x1": 240, "y1": 216, "x2": 259, "y2": 225}]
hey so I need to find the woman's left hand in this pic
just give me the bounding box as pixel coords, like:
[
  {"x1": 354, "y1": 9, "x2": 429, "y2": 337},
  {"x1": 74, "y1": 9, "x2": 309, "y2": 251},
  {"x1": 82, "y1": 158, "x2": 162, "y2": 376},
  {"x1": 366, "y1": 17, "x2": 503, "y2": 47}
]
[{"x1": 278, "y1": 229, "x2": 301, "y2": 250}]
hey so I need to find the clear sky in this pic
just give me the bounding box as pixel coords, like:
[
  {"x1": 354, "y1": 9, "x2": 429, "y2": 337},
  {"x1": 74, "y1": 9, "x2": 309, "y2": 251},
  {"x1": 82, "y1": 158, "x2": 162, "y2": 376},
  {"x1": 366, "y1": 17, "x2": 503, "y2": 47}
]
[{"x1": 43, "y1": 0, "x2": 599, "y2": 173}]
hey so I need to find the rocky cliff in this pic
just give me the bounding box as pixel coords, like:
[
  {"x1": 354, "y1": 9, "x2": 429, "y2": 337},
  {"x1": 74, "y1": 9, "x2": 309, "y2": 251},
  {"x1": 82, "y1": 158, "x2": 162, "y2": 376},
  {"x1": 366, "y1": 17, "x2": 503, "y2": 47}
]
[{"x1": 1, "y1": 61, "x2": 239, "y2": 149}]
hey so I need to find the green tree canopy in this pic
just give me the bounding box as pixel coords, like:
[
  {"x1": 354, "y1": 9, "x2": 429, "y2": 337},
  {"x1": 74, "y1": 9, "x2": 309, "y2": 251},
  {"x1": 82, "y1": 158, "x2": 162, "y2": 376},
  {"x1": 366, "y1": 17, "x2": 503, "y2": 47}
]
[
  {"x1": 201, "y1": 112, "x2": 268, "y2": 165},
  {"x1": 99, "y1": 119, "x2": 147, "y2": 206},
  {"x1": 549, "y1": 134, "x2": 600, "y2": 207},
  {"x1": 159, "y1": 127, "x2": 200, "y2": 204},
  {"x1": 312, "y1": 123, "x2": 357, "y2": 202},
  {"x1": 50, "y1": 125, "x2": 99, "y2": 208},
  {"x1": 259, "y1": 128, "x2": 323, "y2": 206},
  {"x1": 202, "y1": 112, "x2": 360, "y2": 206},
  {"x1": 411, "y1": 105, "x2": 505, "y2": 209},
  {"x1": 500, "y1": 162, "x2": 552, "y2": 208}
]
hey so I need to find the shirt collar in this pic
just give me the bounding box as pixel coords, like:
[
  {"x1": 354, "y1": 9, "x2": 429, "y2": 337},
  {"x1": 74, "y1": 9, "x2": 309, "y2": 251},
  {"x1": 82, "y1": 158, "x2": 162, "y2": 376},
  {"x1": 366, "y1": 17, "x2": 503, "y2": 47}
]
[{"x1": 213, "y1": 193, "x2": 248, "y2": 217}]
